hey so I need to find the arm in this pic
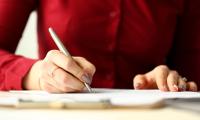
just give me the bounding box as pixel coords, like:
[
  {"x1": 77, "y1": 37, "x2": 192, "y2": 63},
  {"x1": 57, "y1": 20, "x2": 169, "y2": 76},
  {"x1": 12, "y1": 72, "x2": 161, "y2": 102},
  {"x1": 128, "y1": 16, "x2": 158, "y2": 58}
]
[
  {"x1": 133, "y1": 0, "x2": 200, "y2": 91},
  {"x1": 0, "y1": 0, "x2": 37, "y2": 90},
  {"x1": 0, "y1": 0, "x2": 95, "y2": 92},
  {"x1": 167, "y1": 0, "x2": 200, "y2": 90}
]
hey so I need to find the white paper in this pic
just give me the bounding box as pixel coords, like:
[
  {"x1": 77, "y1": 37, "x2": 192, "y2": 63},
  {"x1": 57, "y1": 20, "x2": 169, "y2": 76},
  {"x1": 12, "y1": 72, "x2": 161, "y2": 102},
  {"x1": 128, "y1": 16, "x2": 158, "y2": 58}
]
[{"x1": 0, "y1": 89, "x2": 199, "y2": 107}]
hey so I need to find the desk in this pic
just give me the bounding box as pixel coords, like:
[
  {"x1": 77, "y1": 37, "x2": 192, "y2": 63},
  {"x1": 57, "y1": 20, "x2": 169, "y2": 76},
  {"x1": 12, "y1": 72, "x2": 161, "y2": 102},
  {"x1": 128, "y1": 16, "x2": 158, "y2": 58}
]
[
  {"x1": 1, "y1": 90, "x2": 200, "y2": 120},
  {"x1": 0, "y1": 107, "x2": 199, "y2": 120}
]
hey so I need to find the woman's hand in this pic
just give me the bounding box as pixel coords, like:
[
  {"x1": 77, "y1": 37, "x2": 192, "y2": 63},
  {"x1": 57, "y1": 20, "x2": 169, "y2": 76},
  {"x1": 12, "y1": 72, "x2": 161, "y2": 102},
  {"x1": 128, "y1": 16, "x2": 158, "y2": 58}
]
[
  {"x1": 23, "y1": 50, "x2": 96, "y2": 93},
  {"x1": 133, "y1": 65, "x2": 198, "y2": 92}
]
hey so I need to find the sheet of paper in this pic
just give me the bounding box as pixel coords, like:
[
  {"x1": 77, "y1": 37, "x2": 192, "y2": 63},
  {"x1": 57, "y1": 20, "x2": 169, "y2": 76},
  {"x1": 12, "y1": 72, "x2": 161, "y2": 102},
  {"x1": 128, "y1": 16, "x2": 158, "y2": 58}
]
[{"x1": 0, "y1": 89, "x2": 200, "y2": 108}]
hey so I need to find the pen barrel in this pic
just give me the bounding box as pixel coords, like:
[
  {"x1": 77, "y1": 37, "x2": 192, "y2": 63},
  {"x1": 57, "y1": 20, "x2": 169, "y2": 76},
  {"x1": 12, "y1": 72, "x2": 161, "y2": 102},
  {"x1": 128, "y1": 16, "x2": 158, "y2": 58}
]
[
  {"x1": 48, "y1": 27, "x2": 71, "y2": 56},
  {"x1": 48, "y1": 27, "x2": 93, "y2": 93}
]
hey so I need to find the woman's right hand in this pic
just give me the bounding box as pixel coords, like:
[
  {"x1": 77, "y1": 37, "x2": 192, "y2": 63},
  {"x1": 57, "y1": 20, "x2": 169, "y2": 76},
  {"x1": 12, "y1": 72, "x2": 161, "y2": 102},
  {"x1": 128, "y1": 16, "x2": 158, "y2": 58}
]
[{"x1": 22, "y1": 50, "x2": 96, "y2": 93}]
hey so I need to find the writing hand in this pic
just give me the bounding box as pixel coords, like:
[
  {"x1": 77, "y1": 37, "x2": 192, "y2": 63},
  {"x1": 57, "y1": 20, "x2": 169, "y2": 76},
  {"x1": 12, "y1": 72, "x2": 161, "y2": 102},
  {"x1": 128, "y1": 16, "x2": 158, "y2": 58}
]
[{"x1": 23, "y1": 50, "x2": 96, "y2": 93}]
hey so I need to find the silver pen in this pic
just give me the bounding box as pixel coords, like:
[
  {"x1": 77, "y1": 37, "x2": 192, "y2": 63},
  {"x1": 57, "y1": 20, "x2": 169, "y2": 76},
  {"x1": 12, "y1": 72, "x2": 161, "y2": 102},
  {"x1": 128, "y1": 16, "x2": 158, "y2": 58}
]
[{"x1": 48, "y1": 27, "x2": 93, "y2": 93}]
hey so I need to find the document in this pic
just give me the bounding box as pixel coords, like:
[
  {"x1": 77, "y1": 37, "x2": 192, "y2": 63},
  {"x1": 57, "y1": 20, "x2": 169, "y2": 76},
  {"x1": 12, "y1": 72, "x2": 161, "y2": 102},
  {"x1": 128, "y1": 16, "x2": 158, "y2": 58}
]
[{"x1": 0, "y1": 89, "x2": 200, "y2": 109}]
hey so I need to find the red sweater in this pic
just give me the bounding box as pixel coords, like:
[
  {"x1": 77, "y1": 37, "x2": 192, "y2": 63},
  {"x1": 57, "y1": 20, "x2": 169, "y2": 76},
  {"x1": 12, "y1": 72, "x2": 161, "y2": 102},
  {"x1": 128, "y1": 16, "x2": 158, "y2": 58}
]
[{"x1": 1, "y1": 0, "x2": 200, "y2": 90}]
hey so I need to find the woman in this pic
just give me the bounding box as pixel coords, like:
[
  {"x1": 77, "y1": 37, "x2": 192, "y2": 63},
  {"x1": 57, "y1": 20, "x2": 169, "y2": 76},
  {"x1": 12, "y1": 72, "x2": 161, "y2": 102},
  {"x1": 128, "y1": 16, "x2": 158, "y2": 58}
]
[{"x1": 0, "y1": 0, "x2": 199, "y2": 92}]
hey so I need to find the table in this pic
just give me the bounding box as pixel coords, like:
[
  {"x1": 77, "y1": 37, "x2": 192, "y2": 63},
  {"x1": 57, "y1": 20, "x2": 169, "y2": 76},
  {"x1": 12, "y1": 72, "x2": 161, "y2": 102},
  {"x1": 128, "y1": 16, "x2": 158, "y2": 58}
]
[{"x1": 0, "y1": 107, "x2": 199, "y2": 120}]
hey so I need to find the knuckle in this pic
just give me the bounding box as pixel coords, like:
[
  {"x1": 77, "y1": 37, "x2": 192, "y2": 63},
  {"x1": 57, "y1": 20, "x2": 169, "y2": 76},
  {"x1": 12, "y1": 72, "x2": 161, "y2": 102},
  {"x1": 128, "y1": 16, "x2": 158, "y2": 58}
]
[
  {"x1": 90, "y1": 64, "x2": 96, "y2": 72},
  {"x1": 40, "y1": 60, "x2": 49, "y2": 69},
  {"x1": 73, "y1": 69, "x2": 84, "y2": 80},
  {"x1": 134, "y1": 74, "x2": 143, "y2": 80},
  {"x1": 156, "y1": 65, "x2": 169, "y2": 72},
  {"x1": 65, "y1": 57, "x2": 75, "y2": 70},
  {"x1": 76, "y1": 56, "x2": 87, "y2": 61},
  {"x1": 40, "y1": 61, "x2": 54, "y2": 76},
  {"x1": 85, "y1": 64, "x2": 96, "y2": 74},
  {"x1": 170, "y1": 70, "x2": 179, "y2": 76},
  {"x1": 46, "y1": 50, "x2": 60, "y2": 59}
]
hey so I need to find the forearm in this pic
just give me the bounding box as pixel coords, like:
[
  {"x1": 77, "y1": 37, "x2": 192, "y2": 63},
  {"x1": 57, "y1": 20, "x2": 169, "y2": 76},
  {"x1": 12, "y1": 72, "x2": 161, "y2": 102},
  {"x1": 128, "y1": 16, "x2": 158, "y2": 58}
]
[
  {"x1": 0, "y1": 50, "x2": 37, "y2": 90},
  {"x1": 0, "y1": 0, "x2": 38, "y2": 90}
]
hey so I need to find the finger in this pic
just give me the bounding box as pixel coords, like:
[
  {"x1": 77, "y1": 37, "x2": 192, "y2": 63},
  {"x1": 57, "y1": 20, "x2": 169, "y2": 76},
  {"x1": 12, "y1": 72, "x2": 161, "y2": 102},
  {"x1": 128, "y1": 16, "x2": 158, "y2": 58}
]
[
  {"x1": 177, "y1": 77, "x2": 187, "y2": 91},
  {"x1": 39, "y1": 74, "x2": 63, "y2": 93},
  {"x1": 40, "y1": 61, "x2": 59, "y2": 78},
  {"x1": 45, "y1": 50, "x2": 90, "y2": 84},
  {"x1": 133, "y1": 74, "x2": 148, "y2": 89},
  {"x1": 73, "y1": 57, "x2": 96, "y2": 84},
  {"x1": 39, "y1": 60, "x2": 64, "y2": 92},
  {"x1": 143, "y1": 70, "x2": 157, "y2": 89},
  {"x1": 42, "y1": 82, "x2": 63, "y2": 93},
  {"x1": 41, "y1": 72, "x2": 81, "y2": 93},
  {"x1": 154, "y1": 65, "x2": 169, "y2": 91},
  {"x1": 186, "y1": 81, "x2": 198, "y2": 92},
  {"x1": 53, "y1": 67, "x2": 85, "y2": 91},
  {"x1": 166, "y1": 71, "x2": 179, "y2": 92}
]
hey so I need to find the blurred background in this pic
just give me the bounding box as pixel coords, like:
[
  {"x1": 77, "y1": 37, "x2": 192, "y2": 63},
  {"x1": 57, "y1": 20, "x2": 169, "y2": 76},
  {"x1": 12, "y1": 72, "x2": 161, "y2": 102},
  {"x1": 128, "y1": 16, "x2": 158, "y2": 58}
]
[{"x1": 15, "y1": 11, "x2": 38, "y2": 59}]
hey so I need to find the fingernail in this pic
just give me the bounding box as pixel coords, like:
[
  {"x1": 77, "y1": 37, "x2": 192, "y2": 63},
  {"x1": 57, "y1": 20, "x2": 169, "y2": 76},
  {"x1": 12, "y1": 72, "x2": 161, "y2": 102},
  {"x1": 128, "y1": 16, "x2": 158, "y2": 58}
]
[
  {"x1": 173, "y1": 85, "x2": 179, "y2": 91},
  {"x1": 135, "y1": 83, "x2": 142, "y2": 89},
  {"x1": 82, "y1": 74, "x2": 92, "y2": 84}
]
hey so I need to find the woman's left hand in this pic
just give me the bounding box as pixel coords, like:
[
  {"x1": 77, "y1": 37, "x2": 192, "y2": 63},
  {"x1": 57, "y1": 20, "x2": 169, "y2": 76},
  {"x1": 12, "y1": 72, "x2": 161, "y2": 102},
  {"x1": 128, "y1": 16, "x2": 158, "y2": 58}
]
[{"x1": 133, "y1": 65, "x2": 198, "y2": 92}]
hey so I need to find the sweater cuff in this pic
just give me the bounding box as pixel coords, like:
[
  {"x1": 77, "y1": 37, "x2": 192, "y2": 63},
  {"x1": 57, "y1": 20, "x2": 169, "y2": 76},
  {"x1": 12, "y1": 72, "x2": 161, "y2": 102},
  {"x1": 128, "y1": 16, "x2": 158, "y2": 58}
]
[{"x1": 5, "y1": 57, "x2": 37, "y2": 90}]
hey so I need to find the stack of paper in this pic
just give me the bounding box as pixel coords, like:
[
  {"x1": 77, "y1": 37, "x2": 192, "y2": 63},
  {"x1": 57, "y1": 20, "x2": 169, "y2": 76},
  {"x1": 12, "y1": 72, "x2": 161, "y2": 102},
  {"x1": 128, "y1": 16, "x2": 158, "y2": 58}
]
[{"x1": 0, "y1": 89, "x2": 199, "y2": 109}]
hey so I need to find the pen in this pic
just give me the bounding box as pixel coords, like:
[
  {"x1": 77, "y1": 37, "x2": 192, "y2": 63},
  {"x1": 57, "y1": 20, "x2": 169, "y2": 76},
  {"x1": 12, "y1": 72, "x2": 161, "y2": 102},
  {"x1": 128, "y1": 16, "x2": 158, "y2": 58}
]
[{"x1": 48, "y1": 27, "x2": 93, "y2": 93}]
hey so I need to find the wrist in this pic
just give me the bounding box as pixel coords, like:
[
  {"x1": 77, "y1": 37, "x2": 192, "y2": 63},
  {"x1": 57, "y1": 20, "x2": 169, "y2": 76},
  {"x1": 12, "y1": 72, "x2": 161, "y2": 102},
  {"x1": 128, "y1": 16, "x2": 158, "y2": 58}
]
[{"x1": 22, "y1": 60, "x2": 42, "y2": 90}]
